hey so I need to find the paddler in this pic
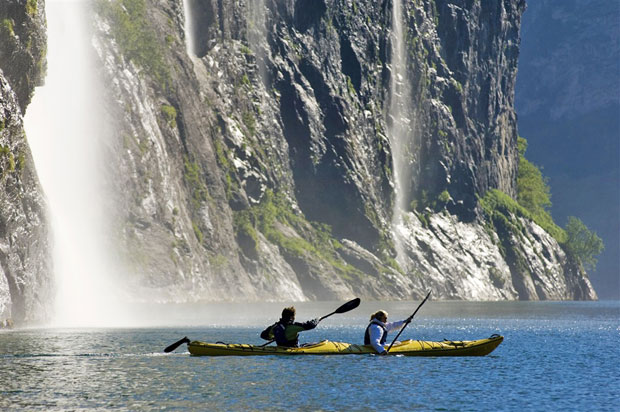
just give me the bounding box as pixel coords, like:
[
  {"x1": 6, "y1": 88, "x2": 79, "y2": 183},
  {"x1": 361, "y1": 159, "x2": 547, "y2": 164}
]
[
  {"x1": 365, "y1": 310, "x2": 413, "y2": 355},
  {"x1": 261, "y1": 306, "x2": 319, "y2": 347}
]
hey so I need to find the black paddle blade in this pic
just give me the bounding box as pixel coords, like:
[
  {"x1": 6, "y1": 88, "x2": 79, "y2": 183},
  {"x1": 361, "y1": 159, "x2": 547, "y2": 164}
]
[
  {"x1": 335, "y1": 297, "x2": 361, "y2": 313},
  {"x1": 164, "y1": 337, "x2": 190, "y2": 353},
  {"x1": 319, "y1": 297, "x2": 361, "y2": 321}
]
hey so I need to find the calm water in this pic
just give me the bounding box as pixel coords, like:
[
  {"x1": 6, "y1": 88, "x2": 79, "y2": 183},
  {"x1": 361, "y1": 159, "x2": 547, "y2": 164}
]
[{"x1": 1, "y1": 301, "x2": 618, "y2": 411}]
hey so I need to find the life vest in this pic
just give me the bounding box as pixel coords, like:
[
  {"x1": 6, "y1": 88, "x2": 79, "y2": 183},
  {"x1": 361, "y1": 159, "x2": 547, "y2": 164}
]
[
  {"x1": 364, "y1": 319, "x2": 388, "y2": 345},
  {"x1": 261, "y1": 319, "x2": 317, "y2": 346},
  {"x1": 273, "y1": 321, "x2": 301, "y2": 347}
]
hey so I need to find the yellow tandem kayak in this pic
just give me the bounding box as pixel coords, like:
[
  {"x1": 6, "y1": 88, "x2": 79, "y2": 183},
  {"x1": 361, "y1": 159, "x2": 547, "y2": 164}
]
[{"x1": 187, "y1": 334, "x2": 503, "y2": 356}]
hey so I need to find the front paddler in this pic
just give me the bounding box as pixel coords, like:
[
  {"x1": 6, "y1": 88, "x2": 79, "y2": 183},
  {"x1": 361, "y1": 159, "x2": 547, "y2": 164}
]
[{"x1": 261, "y1": 306, "x2": 319, "y2": 347}]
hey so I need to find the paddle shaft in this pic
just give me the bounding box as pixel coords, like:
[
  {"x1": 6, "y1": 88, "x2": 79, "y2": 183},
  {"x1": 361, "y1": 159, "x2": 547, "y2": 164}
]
[
  {"x1": 385, "y1": 291, "x2": 431, "y2": 353},
  {"x1": 318, "y1": 311, "x2": 338, "y2": 322}
]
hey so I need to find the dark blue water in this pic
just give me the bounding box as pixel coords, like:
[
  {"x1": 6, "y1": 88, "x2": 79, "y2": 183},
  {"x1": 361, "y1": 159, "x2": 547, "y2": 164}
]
[{"x1": 1, "y1": 301, "x2": 618, "y2": 411}]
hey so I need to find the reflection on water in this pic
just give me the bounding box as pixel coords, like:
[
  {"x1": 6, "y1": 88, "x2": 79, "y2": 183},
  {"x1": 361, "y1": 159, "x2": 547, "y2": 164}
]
[{"x1": 1, "y1": 301, "x2": 618, "y2": 410}]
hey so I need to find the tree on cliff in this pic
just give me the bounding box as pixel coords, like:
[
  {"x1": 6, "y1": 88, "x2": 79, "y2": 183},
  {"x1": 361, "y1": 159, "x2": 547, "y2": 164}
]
[
  {"x1": 517, "y1": 136, "x2": 604, "y2": 272},
  {"x1": 517, "y1": 136, "x2": 564, "y2": 241},
  {"x1": 517, "y1": 137, "x2": 552, "y2": 218},
  {"x1": 564, "y1": 216, "x2": 604, "y2": 272}
]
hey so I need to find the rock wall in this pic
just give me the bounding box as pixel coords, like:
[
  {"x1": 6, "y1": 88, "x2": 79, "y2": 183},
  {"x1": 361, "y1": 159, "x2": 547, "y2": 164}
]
[
  {"x1": 0, "y1": 0, "x2": 597, "y2": 323},
  {"x1": 89, "y1": 0, "x2": 595, "y2": 302},
  {"x1": 0, "y1": 0, "x2": 52, "y2": 323},
  {"x1": 0, "y1": 0, "x2": 47, "y2": 112}
]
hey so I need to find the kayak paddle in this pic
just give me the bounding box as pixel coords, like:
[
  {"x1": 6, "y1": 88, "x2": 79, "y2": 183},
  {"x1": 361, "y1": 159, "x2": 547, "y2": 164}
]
[
  {"x1": 385, "y1": 290, "x2": 431, "y2": 354},
  {"x1": 260, "y1": 297, "x2": 361, "y2": 346},
  {"x1": 164, "y1": 336, "x2": 190, "y2": 353},
  {"x1": 318, "y1": 297, "x2": 361, "y2": 322}
]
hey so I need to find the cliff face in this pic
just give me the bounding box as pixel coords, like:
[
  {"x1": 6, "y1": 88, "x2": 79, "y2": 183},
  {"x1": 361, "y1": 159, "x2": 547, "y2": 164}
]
[
  {"x1": 0, "y1": 0, "x2": 47, "y2": 112},
  {"x1": 0, "y1": 0, "x2": 52, "y2": 323},
  {"x1": 87, "y1": 0, "x2": 594, "y2": 302},
  {"x1": 2, "y1": 0, "x2": 596, "y2": 322}
]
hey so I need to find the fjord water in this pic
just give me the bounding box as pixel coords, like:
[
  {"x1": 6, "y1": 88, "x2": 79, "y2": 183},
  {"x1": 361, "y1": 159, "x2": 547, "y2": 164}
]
[{"x1": 1, "y1": 301, "x2": 618, "y2": 411}]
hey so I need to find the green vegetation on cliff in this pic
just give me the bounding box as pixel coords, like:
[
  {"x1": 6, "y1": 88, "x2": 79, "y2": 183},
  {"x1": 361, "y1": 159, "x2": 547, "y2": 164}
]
[
  {"x1": 96, "y1": 0, "x2": 170, "y2": 89},
  {"x1": 480, "y1": 136, "x2": 604, "y2": 272},
  {"x1": 1, "y1": 19, "x2": 14, "y2": 37},
  {"x1": 0, "y1": 145, "x2": 16, "y2": 178},
  {"x1": 233, "y1": 190, "x2": 364, "y2": 280},
  {"x1": 480, "y1": 137, "x2": 563, "y2": 242},
  {"x1": 233, "y1": 190, "x2": 333, "y2": 257},
  {"x1": 515, "y1": 136, "x2": 564, "y2": 241},
  {"x1": 26, "y1": 0, "x2": 38, "y2": 17},
  {"x1": 564, "y1": 216, "x2": 604, "y2": 272},
  {"x1": 160, "y1": 104, "x2": 177, "y2": 128},
  {"x1": 183, "y1": 157, "x2": 208, "y2": 210}
]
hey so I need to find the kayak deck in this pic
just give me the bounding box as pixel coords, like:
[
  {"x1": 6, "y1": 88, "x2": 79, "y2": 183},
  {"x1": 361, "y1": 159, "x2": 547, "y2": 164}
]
[{"x1": 187, "y1": 335, "x2": 503, "y2": 357}]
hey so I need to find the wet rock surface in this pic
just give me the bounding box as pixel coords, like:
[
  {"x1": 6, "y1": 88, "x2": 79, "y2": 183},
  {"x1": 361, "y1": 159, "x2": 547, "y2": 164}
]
[{"x1": 90, "y1": 0, "x2": 594, "y2": 302}]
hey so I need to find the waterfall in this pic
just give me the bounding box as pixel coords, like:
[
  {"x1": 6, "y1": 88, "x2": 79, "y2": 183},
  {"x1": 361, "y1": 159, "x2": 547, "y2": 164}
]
[
  {"x1": 387, "y1": 0, "x2": 415, "y2": 267},
  {"x1": 247, "y1": 0, "x2": 269, "y2": 86},
  {"x1": 182, "y1": 0, "x2": 196, "y2": 56},
  {"x1": 24, "y1": 0, "x2": 127, "y2": 327}
]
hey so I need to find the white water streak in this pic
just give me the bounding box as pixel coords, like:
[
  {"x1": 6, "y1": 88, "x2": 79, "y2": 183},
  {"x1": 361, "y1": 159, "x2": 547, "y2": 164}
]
[
  {"x1": 24, "y1": 0, "x2": 127, "y2": 327},
  {"x1": 247, "y1": 0, "x2": 269, "y2": 86},
  {"x1": 388, "y1": 0, "x2": 415, "y2": 268},
  {"x1": 182, "y1": 0, "x2": 196, "y2": 56}
]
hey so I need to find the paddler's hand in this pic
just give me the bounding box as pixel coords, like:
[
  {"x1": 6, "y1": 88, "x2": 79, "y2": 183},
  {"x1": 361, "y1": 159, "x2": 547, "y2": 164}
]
[
  {"x1": 307, "y1": 318, "x2": 319, "y2": 328},
  {"x1": 405, "y1": 315, "x2": 413, "y2": 323}
]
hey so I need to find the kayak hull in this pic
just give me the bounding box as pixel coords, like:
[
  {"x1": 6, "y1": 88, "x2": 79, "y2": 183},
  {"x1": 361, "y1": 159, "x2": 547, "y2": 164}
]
[{"x1": 187, "y1": 335, "x2": 503, "y2": 357}]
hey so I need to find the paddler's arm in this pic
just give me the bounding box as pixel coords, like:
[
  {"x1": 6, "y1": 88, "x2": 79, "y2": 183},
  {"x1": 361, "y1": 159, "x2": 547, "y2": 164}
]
[
  {"x1": 260, "y1": 324, "x2": 274, "y2": 340},
  {"x1": 385, "y1": 319, "x2": 407, "y2": 332},
  {"x1": 299, "y1": 318, "x2": 319, "y2": 330}
]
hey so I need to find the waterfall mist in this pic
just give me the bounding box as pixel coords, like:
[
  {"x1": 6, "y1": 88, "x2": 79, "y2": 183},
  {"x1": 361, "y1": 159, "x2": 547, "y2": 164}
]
[
  {"x1": 387, "y1": 0, "x2": 416, "y2": 269},
  {"x1": 24, "y1": 0, "x2": 129, "y2": 327}
]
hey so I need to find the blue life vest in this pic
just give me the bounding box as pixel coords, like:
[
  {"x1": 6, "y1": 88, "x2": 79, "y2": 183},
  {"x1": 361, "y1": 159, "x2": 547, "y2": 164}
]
[{"x1": 364, "y1": 320, "x2": 388, "y2": 345}]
